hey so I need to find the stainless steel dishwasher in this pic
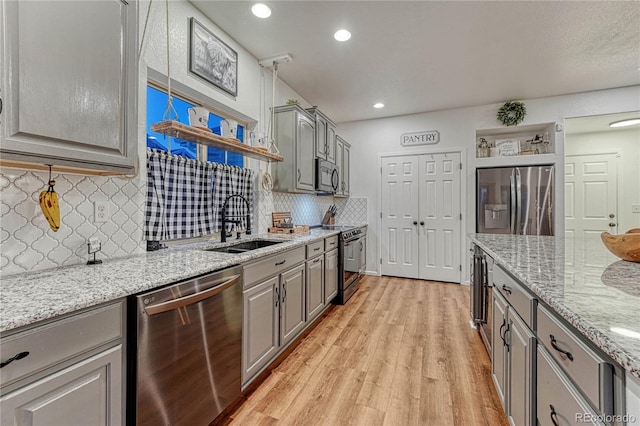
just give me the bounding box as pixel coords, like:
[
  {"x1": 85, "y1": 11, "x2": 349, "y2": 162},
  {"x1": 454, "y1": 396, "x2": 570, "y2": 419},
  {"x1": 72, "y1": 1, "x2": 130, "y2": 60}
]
[{"x1": 128, "y1": 265, "x2": 243, "y2": 426}]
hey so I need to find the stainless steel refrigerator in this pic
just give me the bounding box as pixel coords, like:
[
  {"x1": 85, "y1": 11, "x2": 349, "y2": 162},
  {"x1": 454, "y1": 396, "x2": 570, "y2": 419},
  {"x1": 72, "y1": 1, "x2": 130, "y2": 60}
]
[{"x1": 476, "y1": 165, "x2": 554, "y2": 235}]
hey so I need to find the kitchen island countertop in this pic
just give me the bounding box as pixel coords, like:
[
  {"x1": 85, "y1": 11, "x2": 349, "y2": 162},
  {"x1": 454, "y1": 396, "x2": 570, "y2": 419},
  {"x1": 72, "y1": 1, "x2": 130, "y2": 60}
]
[
  {"x1": 0, "y1": 229, "x2": 340, "y2": 334},
  {"x1": 469, "y1": 233, "x2": 640, "y2": 380}
]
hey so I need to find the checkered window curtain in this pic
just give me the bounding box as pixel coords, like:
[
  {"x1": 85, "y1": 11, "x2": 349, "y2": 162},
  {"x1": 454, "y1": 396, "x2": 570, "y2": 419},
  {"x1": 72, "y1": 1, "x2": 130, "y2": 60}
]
[
  {"x1": 212, "y1": 163, "x2": 254, "y2": 234},
  {"x1": 145, "y1": 149, "x2": 254, "y2": 241}
]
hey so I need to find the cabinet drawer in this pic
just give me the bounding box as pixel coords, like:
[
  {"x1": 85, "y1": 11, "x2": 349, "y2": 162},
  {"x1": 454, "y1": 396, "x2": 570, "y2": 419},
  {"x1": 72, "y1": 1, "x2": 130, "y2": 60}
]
[
  {"x1": 324, "y1": 235, "x2": 339, "y2": 252},
  {"x1": 494, "y1": 264, "x2": 535, "y2": 329},
  {"x1": 537, "y1": 304, "x2": 613, "y2": 415},
  {"x1": 0, "y1": 301, "x2": 123, "y2": 387},
  {"x1": 244, "y1": 247, "x2": 305, "y2": 288},
  {"x1": 537, "y1": 345, "x2": 605, "y2": 425},
  {"x1": 306, "y1": 240, "x2": 324, "y2": 258}
]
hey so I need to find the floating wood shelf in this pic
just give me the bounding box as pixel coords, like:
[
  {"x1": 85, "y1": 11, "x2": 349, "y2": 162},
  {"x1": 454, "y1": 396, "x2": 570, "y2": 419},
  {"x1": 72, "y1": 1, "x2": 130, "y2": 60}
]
[{"x1": 151, "y1": 120, "x2": 284, "y2": 163}]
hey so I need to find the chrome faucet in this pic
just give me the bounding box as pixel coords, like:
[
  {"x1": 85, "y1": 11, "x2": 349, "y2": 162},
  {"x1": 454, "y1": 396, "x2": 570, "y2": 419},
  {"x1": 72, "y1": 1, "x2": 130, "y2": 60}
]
[{"x1": 221, "y1": 194, "x2": 251, "y2": 242}]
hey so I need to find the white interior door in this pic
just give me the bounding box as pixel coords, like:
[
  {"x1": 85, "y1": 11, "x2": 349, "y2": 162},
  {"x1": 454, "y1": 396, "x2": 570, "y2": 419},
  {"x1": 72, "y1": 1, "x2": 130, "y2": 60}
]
[
  {"x1": 565, "y1": 154, "x2": 618, "y2": 239},
  {"x1": 419, "y1": 152, "x2": 462, "y2": 282},
  {"x1": 381, "y1": 156, "x2": 419, "y2": 278}
]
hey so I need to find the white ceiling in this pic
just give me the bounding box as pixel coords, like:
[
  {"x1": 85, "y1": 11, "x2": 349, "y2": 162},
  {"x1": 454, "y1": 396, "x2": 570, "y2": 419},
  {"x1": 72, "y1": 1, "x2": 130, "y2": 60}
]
[{"x1": 192, "y1": 1, "x2": 640, "y2": 124}]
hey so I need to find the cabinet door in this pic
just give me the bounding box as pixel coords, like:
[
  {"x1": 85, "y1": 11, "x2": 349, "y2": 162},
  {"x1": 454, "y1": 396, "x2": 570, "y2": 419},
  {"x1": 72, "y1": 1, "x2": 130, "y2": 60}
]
[
  {"x1": 280, "y1": 264, "x2": 306, "y2": 346},
  {"x1": 492, "y1": 289, "x2": 508, "y2": 410},
  {"x1": 306, "y1": 256, "x2": 325, "y2": 321},
  {"x1": 242, "y1": 276, "x2": 280, "y2": 383},
  {"x1": 0, "y1": 345, "x2": 122, "y2": 426},
  {"x1": 1, "y1": 0, "x2": 137, "y2": 173},
  {"x1": 335, "y1": 138, "x2": 344, "y2": 196},
  {"x1": 507, "y1": 311, "x2": 536, "y2": 426},
  {"x1": 296, "y1": 114, "x2": 316, "y2": 191},
  {"x1": 324, "y1": 248, "x2": 339, "y2": 303},
  {"x1": 343, "y1": 142, "x2": 351, "y2": 196},
  {"x1": 326, "y1": 124, "x2": 336, "y2": 164},
  {"x1": 314, "y1": 114, "x2": 328, "y2": 159}
]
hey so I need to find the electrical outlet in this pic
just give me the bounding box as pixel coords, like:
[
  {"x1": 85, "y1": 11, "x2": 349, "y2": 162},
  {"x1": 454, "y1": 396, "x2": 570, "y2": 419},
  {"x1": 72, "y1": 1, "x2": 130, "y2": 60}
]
[
  {"x1": 94, "y1": 201, "x2": 110, "y2": 223},
  {"x1": 632, "y1": 204, "x2": 640, "y2": 214}
]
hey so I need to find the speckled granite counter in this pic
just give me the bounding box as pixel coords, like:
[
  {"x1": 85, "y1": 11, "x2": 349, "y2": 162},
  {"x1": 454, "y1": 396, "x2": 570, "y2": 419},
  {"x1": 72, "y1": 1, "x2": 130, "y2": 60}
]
[
  {"x1": 0, "y1": 229, "x2": 340, "y2": 333},
  {"x1": 469, "y1": 233, "x2": 640, "y2": 380}
]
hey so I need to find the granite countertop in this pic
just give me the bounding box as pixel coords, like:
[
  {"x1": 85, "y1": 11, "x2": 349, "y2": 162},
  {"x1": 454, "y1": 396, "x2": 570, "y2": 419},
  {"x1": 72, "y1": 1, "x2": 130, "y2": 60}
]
[
  {"x1": 469, "y1": 233, "x2": 640, "y2": 380},
  {"x1": 0, "y1": 229, "x2": 340, "y2": 334}
]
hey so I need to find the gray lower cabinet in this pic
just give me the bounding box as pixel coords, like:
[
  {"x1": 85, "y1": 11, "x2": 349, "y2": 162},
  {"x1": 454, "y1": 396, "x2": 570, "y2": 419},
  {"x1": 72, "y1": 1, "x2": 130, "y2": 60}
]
[
  {"x1": 0, "y1": 0, "x2": 137, "y2": 173},
  {"x1": 537, "y1": 345, "x2": 605, "y2": 426},
  {"x1": 0, "y1": 301, "x2": 124, "y2": 425},
  {"x1": 492, "y1": 289, "x2": 509, "y2": 409},
  {"x1": 508, "y1": 309, "x2": 535, "y2": 426},
  {"x1": 492, "y1": 289, "x2": 535, "y2": 426},
  {"x1": 324, "y1": 248, "x2": 339, "y2": 303},
  {"x1": 280, "y1": 264, "x2": 307, "y2": 346},
  {"x1": 306, "y1": 255, "x2": 325, "y2": 322},
  {"x1": 273, "y1": 105, "x2": 316, "y2": 193},
  {"x1": 242, "y1": 262, "x2": 306, "y2": 386},
  {"x1": 242, "y1": 276, "x2": 280, "y2": 382},
  {"x1": 1, "y1": 346, "x2": 122, "y2": 426}
]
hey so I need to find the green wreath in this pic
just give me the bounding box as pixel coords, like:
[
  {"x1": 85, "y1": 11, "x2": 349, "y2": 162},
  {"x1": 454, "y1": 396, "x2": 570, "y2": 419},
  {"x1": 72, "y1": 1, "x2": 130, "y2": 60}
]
[{"x1": 496, "y1": 101, "x2": 526, "y2": 126}]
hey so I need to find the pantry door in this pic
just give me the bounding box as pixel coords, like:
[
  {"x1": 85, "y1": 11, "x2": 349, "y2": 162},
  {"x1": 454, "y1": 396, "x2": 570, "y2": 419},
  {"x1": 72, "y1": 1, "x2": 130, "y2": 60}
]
[
  {"x1": 565, "y1": 153, "x2": 618, "y2": 238},
  {"x1": 380, "y1": 156, "x2": 420, "y2": 278},
  {"x1": 419, "y1": 152, "x2": 462, "y2": 282}
]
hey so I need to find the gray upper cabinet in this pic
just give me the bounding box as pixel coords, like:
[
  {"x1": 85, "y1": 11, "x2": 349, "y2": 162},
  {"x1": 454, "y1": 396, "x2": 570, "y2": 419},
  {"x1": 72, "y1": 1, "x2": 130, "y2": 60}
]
[
  {"x1": 273, "y1": 105, "x2": 315, "y2": 193},
  {"x1": 0, "y1": 0, "x2": 138, "y2": 174},
  {"x1": 335, "y1": 136, "x2": 351, "y2": 197},
  {"x1": 307, "y1": 107, "x2": 336, "y2": 163}
]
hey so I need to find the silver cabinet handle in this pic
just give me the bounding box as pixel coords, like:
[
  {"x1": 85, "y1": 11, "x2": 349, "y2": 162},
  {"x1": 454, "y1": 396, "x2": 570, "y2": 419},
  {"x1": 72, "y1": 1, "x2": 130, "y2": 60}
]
[{"x1": 145, "y1": 275, "x2": 240, "y2": 315}]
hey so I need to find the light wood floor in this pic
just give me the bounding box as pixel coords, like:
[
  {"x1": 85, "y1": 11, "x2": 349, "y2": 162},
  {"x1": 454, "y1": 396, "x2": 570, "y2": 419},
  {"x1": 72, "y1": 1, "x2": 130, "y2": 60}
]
[{"x1": 226, "y1": 276, "x2": 508, "y2": 426}]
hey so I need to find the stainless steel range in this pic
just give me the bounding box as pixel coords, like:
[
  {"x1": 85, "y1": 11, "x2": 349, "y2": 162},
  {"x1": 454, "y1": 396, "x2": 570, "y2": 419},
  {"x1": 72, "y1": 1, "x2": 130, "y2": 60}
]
[{"x1": 323, "y1": 224, "x2": 367, "y2": 304}]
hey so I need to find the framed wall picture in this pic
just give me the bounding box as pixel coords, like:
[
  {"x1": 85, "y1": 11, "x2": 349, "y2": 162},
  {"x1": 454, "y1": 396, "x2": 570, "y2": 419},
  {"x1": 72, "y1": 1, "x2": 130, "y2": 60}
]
[{"x1": 189, "y1": 18, "x2": 238, "y2": 96}]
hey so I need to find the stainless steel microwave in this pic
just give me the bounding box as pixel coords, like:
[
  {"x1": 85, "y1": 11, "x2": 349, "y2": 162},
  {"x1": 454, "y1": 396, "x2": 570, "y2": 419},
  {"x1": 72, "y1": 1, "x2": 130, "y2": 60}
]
[{"x1": 315, "y1": 159, "x2": 339, "y2": 193}]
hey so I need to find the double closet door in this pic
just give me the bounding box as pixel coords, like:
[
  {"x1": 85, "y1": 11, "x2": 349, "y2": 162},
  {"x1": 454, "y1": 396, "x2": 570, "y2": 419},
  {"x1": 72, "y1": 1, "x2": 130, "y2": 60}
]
[{"x1": 381, "y1": 152, "x2": 462, "y2": 283}]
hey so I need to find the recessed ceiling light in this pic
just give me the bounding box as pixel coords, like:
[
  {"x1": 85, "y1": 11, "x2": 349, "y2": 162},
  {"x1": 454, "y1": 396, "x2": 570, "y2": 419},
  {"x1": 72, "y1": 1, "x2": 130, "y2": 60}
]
[
  {"x1": 609, "y1": 118, "x2": 640, "y2": 128},
  {"x1": 334, "y1": 29, "x2": 351, "y2": 42},
  {"x1": 251, "y1": 3, "x2": 271, "y2": 18},
  {"x1": 373, "y1": 103, "x2": 384, "y2": 109}
]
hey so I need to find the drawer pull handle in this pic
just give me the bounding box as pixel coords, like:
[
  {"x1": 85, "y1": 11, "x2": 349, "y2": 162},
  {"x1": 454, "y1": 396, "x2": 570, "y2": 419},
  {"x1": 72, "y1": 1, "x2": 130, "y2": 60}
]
[
  {"x1": 0, "y1": 351, "x2": 30, "y2": 368},
  {"x1": 313, "y1": 247, "x2": 320, "y2": 251},
  {"x1": 275, "y1": 260, "x2": 286, "y2": 266},
  {"x1": 501, "y1": 285, "x2": 512, "y2": 295},
  {"x1": 549, "y1": 404, "x2": 559, "y2": 426},
  {"x1": 549, "y1": 335, "x2": 574, "y2": 361}
]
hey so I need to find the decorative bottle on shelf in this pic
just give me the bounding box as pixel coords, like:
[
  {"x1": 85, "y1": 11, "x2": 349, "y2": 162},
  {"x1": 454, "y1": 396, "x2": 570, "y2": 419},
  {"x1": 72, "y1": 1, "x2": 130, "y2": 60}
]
[
  {"x1": 477, "y1": 138, "x2": 489, "y2": 158},
  {"x1": 542, "y1": 131, "x2": 550, "y2": 154}
]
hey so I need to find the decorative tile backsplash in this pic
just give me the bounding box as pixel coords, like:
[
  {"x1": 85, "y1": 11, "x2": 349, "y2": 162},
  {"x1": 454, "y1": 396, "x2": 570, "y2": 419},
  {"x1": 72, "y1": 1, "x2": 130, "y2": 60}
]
[
  {"x1": 272, "y1": 193, "x2": 367, "y2": 226},
  {"x1": 0, "y1": 168, "x2": 146, "y2": 276}
]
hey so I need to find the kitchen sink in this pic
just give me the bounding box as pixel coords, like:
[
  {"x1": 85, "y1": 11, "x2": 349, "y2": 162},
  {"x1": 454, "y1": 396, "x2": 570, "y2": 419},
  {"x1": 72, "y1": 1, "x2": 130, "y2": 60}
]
[{"x1": 204, "y1": 239, "x2": 284, "y2": 254}]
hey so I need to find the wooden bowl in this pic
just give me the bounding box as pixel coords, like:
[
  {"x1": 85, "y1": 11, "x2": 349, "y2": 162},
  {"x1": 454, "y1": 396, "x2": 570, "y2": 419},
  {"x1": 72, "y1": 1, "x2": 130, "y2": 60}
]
[{"x1": 601, "y1": 228, "x2": 640, "y2": 263}]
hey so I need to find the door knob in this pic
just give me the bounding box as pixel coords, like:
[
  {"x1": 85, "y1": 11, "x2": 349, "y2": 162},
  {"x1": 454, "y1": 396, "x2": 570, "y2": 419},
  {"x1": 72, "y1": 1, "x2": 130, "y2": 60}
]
[
  {"x1": 420, "y1": 221, "x2": 425, "y2": 226},
  {"x1": 609, "y1": 223, "x2": 616, "y2": 227},
  {"x1": 413, "y1": 221, "x2": 418, "y2": 225},
  {"x1": 609, "y1": 213, "x2": 615, "y2": 218}
]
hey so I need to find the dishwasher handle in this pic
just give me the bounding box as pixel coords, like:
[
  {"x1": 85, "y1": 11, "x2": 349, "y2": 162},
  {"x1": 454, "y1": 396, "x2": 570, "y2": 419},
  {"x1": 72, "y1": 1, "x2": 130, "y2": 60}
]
[{"x1": 144, "y1": 274, "x2": 241, "y2": 315}]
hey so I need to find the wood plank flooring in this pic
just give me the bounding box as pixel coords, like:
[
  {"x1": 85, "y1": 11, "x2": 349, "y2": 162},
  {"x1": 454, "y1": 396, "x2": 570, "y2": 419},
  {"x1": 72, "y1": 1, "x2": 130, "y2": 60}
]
[{"x1": 225, "y1": 275, "x2": 508, "y2": 426}]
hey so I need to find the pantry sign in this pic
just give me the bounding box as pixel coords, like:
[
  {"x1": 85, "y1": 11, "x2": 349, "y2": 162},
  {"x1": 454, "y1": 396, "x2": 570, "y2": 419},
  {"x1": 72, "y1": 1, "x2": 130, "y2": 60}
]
[{"x1": 401, "y1": 130, "x2": 440, "y2": 147}]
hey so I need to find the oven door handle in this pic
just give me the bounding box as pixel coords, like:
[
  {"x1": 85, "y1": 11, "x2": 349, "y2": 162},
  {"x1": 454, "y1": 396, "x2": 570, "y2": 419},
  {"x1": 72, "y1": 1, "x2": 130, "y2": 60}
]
[{"x1": 144, "y1": 274, "x2": 241, "y2": 315}]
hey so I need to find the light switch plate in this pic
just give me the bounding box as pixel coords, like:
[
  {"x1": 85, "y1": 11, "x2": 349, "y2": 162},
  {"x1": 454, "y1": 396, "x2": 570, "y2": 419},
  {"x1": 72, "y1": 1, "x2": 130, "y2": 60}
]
[
  {"x1": 94, "y1": 201, "x2": 110, "y2": 222},
  {"x1": 632, "y1": 204, "x2": 640, "y2": 214}
]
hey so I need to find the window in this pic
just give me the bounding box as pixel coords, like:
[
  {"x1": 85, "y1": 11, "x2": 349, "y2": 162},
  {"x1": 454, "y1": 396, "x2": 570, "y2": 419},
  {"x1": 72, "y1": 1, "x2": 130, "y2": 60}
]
[{"x1": 146, "y1": 85, "x2": 245, "y2": 167}]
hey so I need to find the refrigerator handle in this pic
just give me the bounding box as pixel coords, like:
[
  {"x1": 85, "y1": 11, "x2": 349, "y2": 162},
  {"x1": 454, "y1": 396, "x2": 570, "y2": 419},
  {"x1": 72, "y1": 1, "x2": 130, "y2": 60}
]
[
  {"x1": 515, "y1": 168, "x2": 522, "y2": 235},
  {"x1": 510, "y1": 171, "x2": 516, "y2": 234}
]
